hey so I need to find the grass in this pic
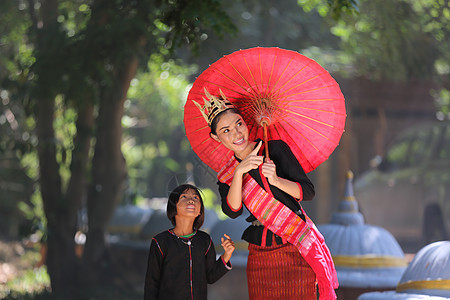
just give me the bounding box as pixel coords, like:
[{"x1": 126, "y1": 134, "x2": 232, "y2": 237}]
[
  {"x1": 1, "y1": 268, "x2": 51, "y2": 299},
  {"x1": 0, "y1": 240, "x2": 51, "y2": 299},
  {"x1": 0, "y1": 240, "x2": 144, "y2": 300}
]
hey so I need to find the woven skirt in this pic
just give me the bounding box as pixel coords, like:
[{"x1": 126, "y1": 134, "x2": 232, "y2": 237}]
[{"x1": 247, "y1": 241, "x2": 317, "y2": 299}]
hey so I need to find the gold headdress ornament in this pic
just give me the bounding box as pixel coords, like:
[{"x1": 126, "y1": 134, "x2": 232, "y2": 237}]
[{"x1": 193, "y1": 88, "x2": 235, "y2": 126}]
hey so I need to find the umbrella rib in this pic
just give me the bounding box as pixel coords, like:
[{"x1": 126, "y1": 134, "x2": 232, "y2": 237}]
[
  {"x1": 224, "y1": 56, "x2": 260, "y2": 97},
  {"x1": 267, "y1": 50, "x2": 277, "y2": 91},
  {"x1": 191, "y1": 124, "x2": 210, "y2": 134},
  {"x1": 243, "y1": 54, "x2": 276, "y2": 117},
  {"x1": 202, "y1": 66, "x2": 253, "y2": 97},
  {"x1": 272, "y1": 60, "x2": 312, "y2": 96},
  {"x1": 198, "y1": 135, "x2": 214, "y2": 146},
  {"x1": 193, "y1": 82, "x2": 249, "y2": 100},
  {"x1": 270, "y1": 124, "x2": 310, "y2": 160},
  {"x1": 216, "y1": 148, "x2": 234, "y2": 167},
  {"x1": 289, "y1": 98, "x2": 344, "y2": 103},
  {"x1": 283, "y1": 121, "x2": 332, "y2": 155},
  {"x1": 240, "y1": 105, "x2": 260, "y2": 120},
  {"x1": 287, "y1": 106, "x2": 346, "y2": 116},
  {"x1": 259, "y1": 50, "x2": 264, "y2": 93},
  {"x1": 275, "y1": 122, "x2": 325, "y2": 158},
  {"x1": 285, "y1": 109, "x2": 337, "y2": 128},
  {"x1": 276, "y1": 71, "x2": 323, "y2": 99},
  {"x1": 271, "y1": 58, "x2": 295, "y2": 91},
  {"x1": 208, "y1": 142, "x2": 231, "y2": 162},
  {"x1": 283, "y1": 85, "x2": 337, "y2": 98},
  {"x1": 242, "y1": 55, "x2": 263, "y2": 99}
]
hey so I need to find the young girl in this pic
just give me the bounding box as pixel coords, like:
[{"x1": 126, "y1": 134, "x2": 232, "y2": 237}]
[{"x1": 144, "y1": 184, "x2": 235, "y2": 300}]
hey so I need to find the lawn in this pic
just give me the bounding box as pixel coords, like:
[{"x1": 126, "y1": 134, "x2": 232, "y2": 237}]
[
  {"x1": 0, "y1": 240, "x2": 50, "y2": 299},
  {"x1": 0, "y1": 240, "x2": 144, "y2": 299}
]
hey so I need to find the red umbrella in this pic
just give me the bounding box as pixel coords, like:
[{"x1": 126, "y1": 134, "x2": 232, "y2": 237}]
[{"x1": 184, "y1": 47, "x2": 346, "y2": 173}]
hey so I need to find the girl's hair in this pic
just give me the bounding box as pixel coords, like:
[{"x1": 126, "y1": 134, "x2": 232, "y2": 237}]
[
  {"x1": 166, "y1": 184, "x2": 205, "y2": 230},
  {"x1": 210, "y1": 108, "x2": 243, "y2": 135}
]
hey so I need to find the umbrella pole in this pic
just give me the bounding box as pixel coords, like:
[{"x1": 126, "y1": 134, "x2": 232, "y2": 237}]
[{"x1": 263, "y1": 122, "x2": 269, "y2": 159}]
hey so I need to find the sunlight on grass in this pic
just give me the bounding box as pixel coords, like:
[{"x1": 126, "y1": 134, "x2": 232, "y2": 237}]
[
  {"x1": 7, "y1": 266, "x2": 49, "y2": 292},
  {"x1": 0, "y1": 242, "x2": 50, "y2": 299},
  {"x1": 0, "y1": 266, "x2": 50, "y2": 299}
]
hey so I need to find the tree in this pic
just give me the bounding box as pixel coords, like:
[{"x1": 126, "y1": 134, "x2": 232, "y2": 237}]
[
  {"x1": 14, "y1": 0, "x2": 236, "y2": 296},
  {"x1": 301, "y1": 0, "x2": 449, "y2": 81}
]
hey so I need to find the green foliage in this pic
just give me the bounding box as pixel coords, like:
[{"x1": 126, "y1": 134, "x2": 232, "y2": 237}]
[
  {"x1": 0, "y1": 1, "x2": 33, "y2": 79},
  {"x1": 123, "y1": 53, "x2": 197, "y2": 197},
  {"x1": 329, "y1": 0, "x2": 449, "y2": 81},
  {"x1": 199, "y1": 187, "x2": 228, "y2": 219},
  {"x1": 432, "y1": 88, "x2": 450, "y2": 120},
  {"x1": 156, "y1": 0, "x2": 238, "y2": 53},
  {"x1": 298, "y1": 0, "x2": 359, "y2": 20},
  {"x1": 17, "y1": 191, "x2": 47, "y2": 240}
]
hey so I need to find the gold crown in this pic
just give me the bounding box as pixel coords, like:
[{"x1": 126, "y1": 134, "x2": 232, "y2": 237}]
[{"x1": 193, "y1": 88, "x2": 234, "y2": 126}]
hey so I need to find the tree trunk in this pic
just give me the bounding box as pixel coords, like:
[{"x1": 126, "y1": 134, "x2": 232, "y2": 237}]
[
  {"x1": 36, "y1": 97, "x2": 79, "y2": 295},
  {"x1": 66, "y1": 102, "x2": 94, "y2": 230},
  {"x1": 82, "y1": 58, "x2": 139, "y2": 284},
  {"x1": 32, "y1": 0, "x2": 81, "y2": 295}
]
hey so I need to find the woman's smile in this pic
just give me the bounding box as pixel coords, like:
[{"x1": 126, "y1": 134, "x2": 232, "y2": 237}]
[
  {"x1": 234, "y1": 137, "x2": 245, "y2": 145},
  {"x1": 210, "y1": 111, "x2": 254, "y2": 159}
]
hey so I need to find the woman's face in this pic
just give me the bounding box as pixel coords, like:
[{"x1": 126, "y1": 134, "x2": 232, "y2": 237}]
[{"x1": 210, "y1": 110, "x2": 252, "y2": 159}]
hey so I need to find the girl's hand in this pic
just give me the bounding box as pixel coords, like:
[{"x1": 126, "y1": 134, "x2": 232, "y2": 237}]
[
  {"x1": 221, "y1": 234, "x2": 235, "y2": 263},
  {"x1": 235, "y1": 141, "x2": 263, "y2": 176},
  {"x1": 261, "y1": 158, "x2": 280, "y2": 186}
]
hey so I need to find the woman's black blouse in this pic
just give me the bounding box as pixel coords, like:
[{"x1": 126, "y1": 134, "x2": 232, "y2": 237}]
[
  {"x1": 218, "y1": 139, "x2": 315, "y2": 247},
  {"x1": 144, "y1": 230, "x2": 231, "y2": 300}
]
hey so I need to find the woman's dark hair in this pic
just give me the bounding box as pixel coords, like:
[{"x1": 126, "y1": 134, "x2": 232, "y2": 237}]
[
  {"x1": 166, "y1": 184, "x2": 205, "y2": 230},
  {"x1": 210, "y1": 108, "x2": 243, "y2": 135}
]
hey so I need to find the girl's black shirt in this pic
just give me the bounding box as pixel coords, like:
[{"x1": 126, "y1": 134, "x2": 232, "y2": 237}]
[
  {"x1": 218, "y1": 139, "x2": 315, "y2": 247},
  {"x1": 144, "y1": 230, "x2": 231, "y2": 300}
]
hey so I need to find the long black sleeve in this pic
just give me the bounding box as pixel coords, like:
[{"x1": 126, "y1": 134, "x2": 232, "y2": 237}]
[
  {"x1": 144, "y1": 238, "x2": 163, "y2": 300},
  {"x1": 204, "y1": 237, "x2": 232, "y2": 284}
]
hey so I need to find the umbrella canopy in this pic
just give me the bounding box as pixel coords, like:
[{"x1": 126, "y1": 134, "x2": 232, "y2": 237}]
[{"x1": 184, "y1": 47, "x2": 346, "y2": 172}]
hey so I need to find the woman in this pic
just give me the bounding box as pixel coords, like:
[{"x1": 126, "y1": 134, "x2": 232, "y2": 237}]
[{"x1": 195, "y1": 90, "x2": 337, "y2": 299}]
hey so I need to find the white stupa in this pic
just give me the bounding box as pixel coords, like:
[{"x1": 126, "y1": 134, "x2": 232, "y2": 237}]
[
  {"x1": 358, "y1": 241, "x2": 450, "y2": 300},
  {"x1": 318, "y1": 171, "x2": 408, "y2": 289}
]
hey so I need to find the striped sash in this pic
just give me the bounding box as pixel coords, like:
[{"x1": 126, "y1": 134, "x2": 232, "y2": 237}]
[{"x1": 218, "y1": 156, "x2": 338, "y2": 299}]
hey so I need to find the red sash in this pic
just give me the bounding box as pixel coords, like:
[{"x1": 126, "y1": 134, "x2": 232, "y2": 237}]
[{"x1": 218, "y1": 156, "x2": 338, "y2": 299}]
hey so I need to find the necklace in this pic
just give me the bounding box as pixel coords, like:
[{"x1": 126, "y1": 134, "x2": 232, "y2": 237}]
[
  {"x1": 170, "y1": 229, "x2": 195, "y2": 246},
  {"x1": 180, "y1": 239, "x2": 192, "y2": 246}
]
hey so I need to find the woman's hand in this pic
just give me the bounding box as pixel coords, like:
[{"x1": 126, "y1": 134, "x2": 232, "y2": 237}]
[
  {"x1": 262, "y1": 157, "x2": 302, "y2": 199},
  {"x1": 227, "y1": 141, "x2": 263, "y2": 211},
  {"x1": 221, "y1": 234, "x2": 235, "y2": 263},
  {"x1": 235, "y1": 141, "x2": 263, "y2": 176},
  {"x1": 261, "y1": 158, "x2": 280, "y2": 186}
]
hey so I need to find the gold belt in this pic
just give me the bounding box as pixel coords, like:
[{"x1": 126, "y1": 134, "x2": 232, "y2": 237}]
[{"x1": 251, "y1": 220, "x2": 263, "y2": 226}]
